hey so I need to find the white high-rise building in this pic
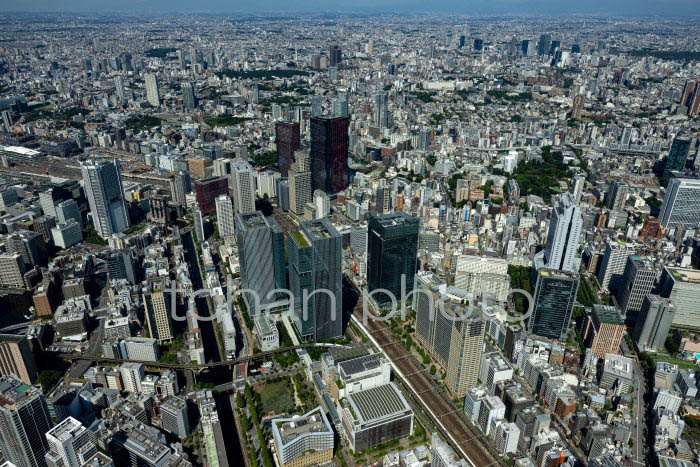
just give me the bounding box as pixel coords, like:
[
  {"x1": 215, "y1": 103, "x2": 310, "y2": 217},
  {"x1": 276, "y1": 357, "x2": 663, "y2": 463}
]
[
  {"x1": 542, "y1": 192, "x2": 582, "y2": 272},
  {"x1": 313, "y1": 190, "x2": 330, "y2": 219},
  {"x1": 119, "y1": 362, "x2": 145, "y2": 393},
  {"x1": 597, "y1": 241, "x2": 635, "y2": 293},
  {"x1": 115, "y1": 75, "x2": 125, "y2": 100},
  {"x1": 45, "y1": 417, "x2": 97, "y2": 467},
  {"x1": 81, "y1": 159, "x2": 130, "y2": 239},
  {"x1": 494, "y1": 422, "x2": 520, "y2": 454},
  {"x1": 215, "y1": 195, "x2": 235, "y2": 238},
  {"x1": 289, "y1": 152, "x2": 312, "y2": 216},
  {"x1": 231, "y1": 161, "x2": 255, "y2": 214},
  {"x1": 193, "y1": 204, "x2": 205, "y2": 243},
  {"x1": 572, "y1": 175, "x2": 585, "y2": 204},
  {"x1": 144, "y1": 73, "x2": 160, "y2": 107},
  {"x1": 659, "y1": 177, "x2": 700, "y2": 229}
]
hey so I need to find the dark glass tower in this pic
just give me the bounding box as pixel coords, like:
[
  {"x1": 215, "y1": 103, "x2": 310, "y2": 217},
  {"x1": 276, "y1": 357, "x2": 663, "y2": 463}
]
[
  {"x1": 528, "y1": 269, "x2": 579, "y2": 340},
  {"x1": 235, "y1": 212, "x2": 287, "y2": 309},
  {"x1": 275, "y1": 121, "x2": 300, "y2": 177},
  {"x1": 288, "y1": 219, "x2": 342, "y2": 341},
  {"x1": 367, "y1": 212, "x2": 420, "y2": 308},
  {"x1": 663, "y1": 135, "x2": 692, "y2": 185},
  {"x1": 310, "y1": 116, "x2": 349, "y2": 194}
]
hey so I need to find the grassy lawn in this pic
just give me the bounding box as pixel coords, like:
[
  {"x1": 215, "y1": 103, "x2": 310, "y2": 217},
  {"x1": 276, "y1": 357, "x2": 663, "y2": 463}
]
[
  {"x1": 258, "y1": 380, "x2": 295, "y2": 415},
  {"x1": 654, "y1": 354, "x2": 699, "y2": 370}
]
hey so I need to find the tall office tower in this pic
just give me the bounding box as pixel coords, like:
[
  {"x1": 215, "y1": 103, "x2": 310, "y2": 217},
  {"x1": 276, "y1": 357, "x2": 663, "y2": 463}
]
[
  {"x1": 663, "y1": 135, "x2": 692, "y2": 185},
  {"x1": 289, "y1": 152, "x2": 312, "y2": 216},
  {"x1": 0, "y1": 334, "x2": 38, "y2": 384},
  {"x1": 33, "y1": 216, "x2": 56, "y2": 244},
  {"x1": 605, "y1": 180, "x2": 629, "y2": 211},
  {"x1": 2, "y1": 110, "x2": 12, "y2": 132},
  {"x1": 288, "y1": 219, "x2": 343, "y2": 341},
  {"x1": 215, "y1": 195, "x2": 235, "y2": 238},
  {"x1": 7, "y1": 230, "x2": 46, "y2": 268},
  {"x1": 0, "y1": 253, "x2": 25, "y2": 288},
  {"x1": 143, "y1": 278, "x2": 174, "y2": 344},
  {"x1": 119, "y1": 362, "x2": 145, "y2": 393},
  {"x1": 528, "y1": 269, "x2": 579, "y2": 341},
  {"x1": 277, "y1": 179, "x2": 290, "y2": 211},
  {"x1": 572, "y1": 95, "x2": 585, "y2": 120},
  {"x1": 583, "y1": 305, "x2": 625, "y2": 358},
  {"x1": 521, "y1": 40, "x2": 536, "y2": 56},
  {"x1": 329, "y1": 45, "x2": 342, "y2": 67},
  {"x1": 55, "y1": 199, "x2": 81, "y2": 229},
  {"x1": 374, "y1": 92, "x2": 390, "y2": 129},
  {"x1": 194, "y1": 177, "x2": 228, "y2": 214},
  {"x1": 446, "y1": 316, "x2": 485, "y2": 398},
  {"x1": 0, "y1": 375, "x2": 53, "y2": 467},
  {"x1": 680, "y1": 80, "x2": 700, "y2": 115},
  {"x1": 177, "y1": 49, "x2": 186, "y2": 70},
  {"x1": 169, "y1": 171, "x2": 191, "y2": 207},
  {"x1": 550, "y1": 40, "x2": 561, "y2": 54},
  {"x1": 235, "y1": 212, "x2": 287, "y2": 308},
  {"x1": 332, "y1": 96, "x2": 349, "y2": 118},
  {"x1": 107, "y1": 250, "x2": 136, "y2": 284},
  {"x1": 44, "y1": 417, "x2": 97, "y2": 467},
  {"x1": 313, "y1": 190, "x2": 330, "y2": 219},
  {"x1": 538, "y1": 34, "x2": 552, "y2": 55},
  {"x1": 181, "y1": 82, "x2": 196, "y2": 110},
  {"x1": 114, "y1": 75, "x2": 125, "y2": 100},
  {"x1": 144, "y1": 73, "x2": 160, "y2": 107},
  {"x1": 634, "y1": 295, "x2": 675, "y2": 351},
  {"x1": 230, "y1": 161, "x2": 255, "y2": 214},
  {"x1": 659, "y1": 176, "x2": 700, "y2": 229},
  {"x1": 160, "y1": 396, "x2": 190, "y2": 440},
  {"x1": 597, "y1": 241, "x2": 635, "y2": 293},
  {"x1": 454, "y1": 255, "x2": 510, "y2": 304},
  {"x1": 375, "y1": 186, "x2": 391, "y2": 213},
  {"x1": 473, "y1": 38, "x2": 484, "y2": 51},
  {"x1": 275, "y1": 121, "x2": 300, "y2": 177},
  {"x1": 193, "y1": 204, "x2": 205, "y2": 243},
  {"x1": 81, "y1": 159, "x2": 130, "y2": 238},
  {"x1": 367, "y1": 213, "x2": 419, "y2": 309},
  {"x1": 542, "y1": 192, "x2": 582, "y2": 272},
  {"x1": 310, "y1": 116, "x2": 349, "y2": 194},
  {"x1": 659, "y1": 266, "x2": 700, "y2": 330},
  {"x1": 615, "y1": 256, "x2": 656, "y2": 324},
  {"x1": 311, "y1": 95, "x2": 323, "y2": 117}
]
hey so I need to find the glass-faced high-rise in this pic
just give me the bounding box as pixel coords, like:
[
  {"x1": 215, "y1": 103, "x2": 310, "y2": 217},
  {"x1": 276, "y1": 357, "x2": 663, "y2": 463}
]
[
  {"x1": 310, "y1": 116, "x2": 349, "y2": 194},
  {"x1": 81, "y1": 159, "x2": 130, "y2": 239},
  {"x1": 367, "y1": 213, "x2": 420, "y2": 308},
  {"x1": 288, "y1": 219, "x2": 342, "y2": 341},
  {"x1": 235, "y1": 212, "x2": 287, "y2": 309},
  {"x1": 0, "y1": 375, "x2": 53, "y2": 467},
  {"x1": 528, "y1": 268, "x2": 579, "y2": 341},
  {"x1": 663, "y1": 135, "x2": 692, "y2": 184}
]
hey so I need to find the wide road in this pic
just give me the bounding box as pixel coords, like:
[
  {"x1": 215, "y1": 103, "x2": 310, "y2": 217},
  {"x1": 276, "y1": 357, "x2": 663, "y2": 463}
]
[{"x1": 348, "y1": 281, "x2": 500, "y2": 467}]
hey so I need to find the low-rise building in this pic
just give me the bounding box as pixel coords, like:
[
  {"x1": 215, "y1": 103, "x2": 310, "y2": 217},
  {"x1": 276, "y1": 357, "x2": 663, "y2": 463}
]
[{"x1": 271, "y1": 406, "x2": 334, "y2": 467}]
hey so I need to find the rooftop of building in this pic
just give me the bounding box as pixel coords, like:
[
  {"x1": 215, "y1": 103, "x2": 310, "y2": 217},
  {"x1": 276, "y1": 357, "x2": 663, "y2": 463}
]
[
  {"x1": 47, "y1": 416, "x2": 85, "y2": 442},
  {"x1": 346, "y1": 382, "x2": 410, "y2": 423},
  {"x1": 124, "y1": 429, "x2": 170, "y2": 462},
  {"x1": 161, "y1": 395, "x2": 187, "y2": 411},
  {"x1": 664, "y1": 266, "x2": 700, "y2": 285},
  {"x1": 603, "y1": 353, "x2": 634, "y2": 379},
  {"x1": 273, "y1": 406, "x2": 333, "y2": 446},
  {"x1": 339, "y1": 354, "x2": 383, "y2": 378},
  {"x1": 592, "y1": 305, "x2": 624, "y2": 326},
  {"x1": 0, "y1": 376, "x2": 40, "y2": 408}
]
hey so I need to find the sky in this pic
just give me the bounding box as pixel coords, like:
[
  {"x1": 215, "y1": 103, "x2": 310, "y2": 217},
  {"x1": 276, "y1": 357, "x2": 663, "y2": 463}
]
[{"x1": 0, "y1": 0, "x2": 697, "y2": 16}]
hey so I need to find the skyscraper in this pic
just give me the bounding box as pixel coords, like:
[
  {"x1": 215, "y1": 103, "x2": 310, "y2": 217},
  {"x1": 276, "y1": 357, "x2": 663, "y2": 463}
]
[
  {"x1": 310, "y1": 116, "x2": 349, "y2": 194},
  {"x1": 0, "y1": 253, "x2": 25, "y2": 288},
  {"x1": 289, "y1": 152, "x2": 312, "y2": 216},
  {"x1": 528, "y1": 269, "x2": 579, "y2": 341},
  {"x1": 107, "y1": 250, "x2": 136, "y2": 284},
  {"x1": 144, "y1": 73, "x2": 160, "y2": 107},
  {"x1": 288, "y1": 219, "x2": 342, "y2": 341},
  {"x1": 215, "y1": 195, "x2": 235, "y2": 238},
  {"x1": 597, "y1": 241, "x2": 635, "y2": 293},
  {"x1": 663, "y1": 135, "x2": 692, "y2": 185},
  {"x1": 658, "y1": 266, "x2": 700, "y2": 330},
  {"x1": 235, "y1": 212, "x2": 287, "y2": 308},
  {"x1": 231, "y1": 161, "x2": 256, "y2": 214},
  {"x1": 81, "y1": 159, "x2": 130, "y2": 238},
  {"x1": 605, "y1": 180, "x2": 629, "y2": 211},
  {"x1": 194, "y1": 177, "x2": 228, "y2": 214},
  {"x1": 55, "y1": 199, "x2": 82, "y2": 229},
  {"x1": 182, "y1": 82, "x2": 196, "y2": 110},
  {"x1": 311, "y1": 95, "x2": 323, "y2": 117},
  {"x1": 160, "y1": 396, "x2": 190, "y2": 440},
  {"x1": 169, "y1": 171, "x2": 191, "y2": 207},
  {"x1": 7, "y1": 230, "x2": 46, "y2": 268},
  {"x1": 0, "y1": 334, "x2": 38, "y2": 385},
  {"x1": 275, "y1": 122, "x2": 300, "y2": 177},
  {"x1": 44, "y1": 417, "x2": 97, "y2": 467},
  {"x1": 538, "y1": 34, "x2": 552, "y2": 56},
  {"x1": 658, "y1": 176, "x2": 700, "y2": 229},
  {"x1": 615, "y1": 256, "x2": 656, "y2": 324},
  {"x1": 0, "y1": 375, "x2": 53, "y2": 467},
  {"x1": 143, "y1": 278, "x2": 174, "y2": 344},
  {"x1": 542, "y1": 192, "x2": 582, "y2": 272},
  {"x1": 193, "y1": 204, "x2": 205, "y2": 243},
  {"x1": 374, "y1": 92, "x2": 390, "y2": 129},
  {"x1": 332, "y1": 95, "x2": 349, "y2": 118},
  {"x1": 329, "y1": 45, "x2": 342, "y2": 67},
  {"x1": 114, "y1": 75, "x2": 125, "y2": 101},
  {"x1": 572, "y1": 95, "x2": 585, "y2": 120},
  {"x1": 367, "y1": 213, "x2": 419, "y2": 309},
  {"x1": 633, "y1": 295, "x2": 675, "y2": 352}
]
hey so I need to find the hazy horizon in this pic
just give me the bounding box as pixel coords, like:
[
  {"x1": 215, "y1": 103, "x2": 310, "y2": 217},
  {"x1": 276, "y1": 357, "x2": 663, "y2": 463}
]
[{"x1": 0, "y1": 0, "x2": 698, "y2": 16}]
